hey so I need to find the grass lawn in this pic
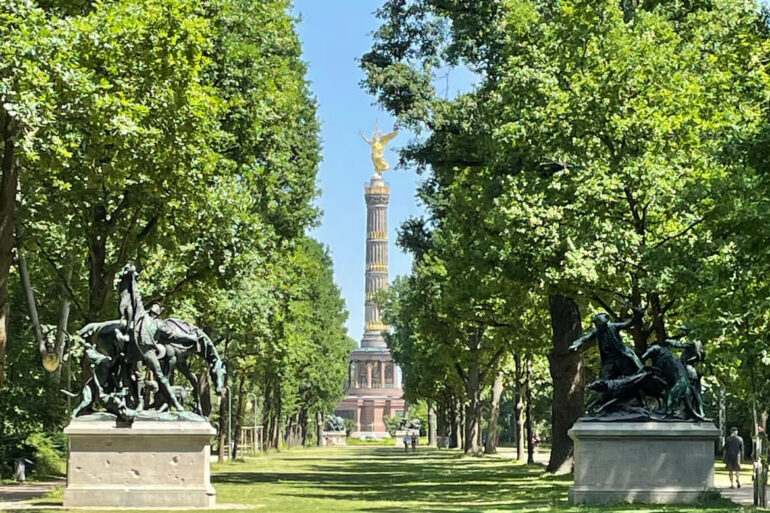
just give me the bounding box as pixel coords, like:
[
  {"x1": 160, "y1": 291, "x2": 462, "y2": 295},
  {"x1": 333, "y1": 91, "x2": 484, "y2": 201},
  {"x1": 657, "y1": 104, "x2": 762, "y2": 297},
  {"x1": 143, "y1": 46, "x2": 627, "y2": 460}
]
[
  {"x1": 210, "y1": 447, "x2": 750, "y2": 513},
  {"x1": 31, "y1": 446, "x2": 761, "y2": 512}
]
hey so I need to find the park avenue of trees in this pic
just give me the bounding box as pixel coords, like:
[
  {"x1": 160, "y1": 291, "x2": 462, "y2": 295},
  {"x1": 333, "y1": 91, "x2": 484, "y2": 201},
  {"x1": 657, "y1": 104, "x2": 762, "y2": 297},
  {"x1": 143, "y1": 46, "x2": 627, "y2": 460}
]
[
  {"x1": 4, "y1": 0, "x2": 770, "y2": 483},
  {"x1": 365, "y1": 0, "x2": 770, "y2": 470},
  {"x1": 0, "y1": 0, "x2": 354, "y2": 472}
]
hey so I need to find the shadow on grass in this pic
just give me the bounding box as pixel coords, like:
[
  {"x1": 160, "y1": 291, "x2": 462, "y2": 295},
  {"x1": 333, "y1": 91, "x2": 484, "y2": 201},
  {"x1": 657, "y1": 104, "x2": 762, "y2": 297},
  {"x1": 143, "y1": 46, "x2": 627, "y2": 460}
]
[{"x1": 213, "y1": 448, "x2": 745, "y2": 513}]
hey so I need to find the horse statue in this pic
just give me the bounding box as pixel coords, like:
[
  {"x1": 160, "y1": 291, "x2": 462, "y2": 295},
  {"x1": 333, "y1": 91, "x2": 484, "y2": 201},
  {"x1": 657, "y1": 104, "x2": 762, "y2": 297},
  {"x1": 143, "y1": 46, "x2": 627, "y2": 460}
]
[
  {"x1": 156, "y1": 318, "x2": 226, "y2": 415},
  {"x1": 72, "y1": 264, "x2": 226, "y2": 421},
  {"x1": 117, "y1": 265, "x2": 184, "y2": 412}
]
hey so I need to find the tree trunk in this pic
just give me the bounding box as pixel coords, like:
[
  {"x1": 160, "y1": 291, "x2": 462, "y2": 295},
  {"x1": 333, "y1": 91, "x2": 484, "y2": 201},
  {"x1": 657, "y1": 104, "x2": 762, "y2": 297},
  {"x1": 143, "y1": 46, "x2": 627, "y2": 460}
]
[
  {"x1": 754, "y1": 405, "x2": 769, "y2": 507},
  {"x1": 525, "y1": 353, "x2": 534, "y2": 464},
  {"x1": 648, "y1": 292, "x2": 667, "y2": 345},
  {"x1": 270, "y1": 389, "x2": 282, "y2": 450},
  {"x1": 630, "y1": 280, "x2": 647, "y2": 355},
  {"x1": 427, "y1": 400, "x2": 437, "y2": 446},
  {"x1": 436, "y1": 400, "x2": 446, "y2": 444},
  {"x1": 485, "y1": 370, "x2": 504, "y2": 454},
  {"x1": 218, "y1": 386, "x2": 227, "y2": 463},
  {"x1": 217, "y1": 336, "x2": 230, "y2": 462},
  {"x1": 300, "y1": 408, "x2": 308, "y2": 446},
  {"x1": 718, "y1": 384, "x2": 726, "y2": 452},
  {"x1": 17, "y1": 248, "x2": 44, "y2": 353},
  {"x1": 464, "y1": 359, "x2": 482, "y2": 456},
  {"x1": 0, "y1": 110, "x2": 19, "y2": 389},
  {"x1": 456, "y1": 400, "x2": 464, "y2": 449},
  {"x1": 285, "y1": 414, "x2": 295, "y2": 448},
  {"x1": 546, "y1": 294, "x2": 584, "y2": 474},
  {"x1": 263, "y1": 381, "x2": 273, "y2": 449},
  {"x1": 232, "y1": 375, "x2": 245, "y2": 459},
  {"x1": 199, "y1": 369, "x2": 212, "y2": 417},
  {"x1": 316, "y1": 411, "x2": 324, "y2": 447},
  {"x1": 514, "y1": 353, "x2": 525, "y2": 461},
  {"x1": 87, "y1": 228, "x2": 111, "y2": 322},
  {"x1": 448, "y1": 400, "x2": 459, "y2": 448}
]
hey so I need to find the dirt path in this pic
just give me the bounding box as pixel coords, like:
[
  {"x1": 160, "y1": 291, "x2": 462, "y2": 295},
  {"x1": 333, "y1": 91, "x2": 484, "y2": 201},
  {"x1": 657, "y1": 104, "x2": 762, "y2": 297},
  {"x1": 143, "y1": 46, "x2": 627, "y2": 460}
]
[{"x1": 0, "y1": 480, "x2": 62, "y2": 509}]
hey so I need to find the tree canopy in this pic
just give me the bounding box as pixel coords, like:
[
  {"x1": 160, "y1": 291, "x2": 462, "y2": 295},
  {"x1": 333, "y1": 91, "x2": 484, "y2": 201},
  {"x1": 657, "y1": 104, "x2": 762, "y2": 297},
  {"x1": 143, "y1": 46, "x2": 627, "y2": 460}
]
[
  {"x1": 0, "y1": 0, "x2": 350, "y2": 473},
  {"x1": 365, "y1": 0, "x2": 770, "y2": 463}
]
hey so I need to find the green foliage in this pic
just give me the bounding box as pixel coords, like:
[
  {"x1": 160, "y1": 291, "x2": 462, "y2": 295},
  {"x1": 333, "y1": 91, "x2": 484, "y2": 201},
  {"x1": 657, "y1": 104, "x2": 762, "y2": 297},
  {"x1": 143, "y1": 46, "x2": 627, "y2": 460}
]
[
  {"x1": 343, "y1": 418, "x2": 355, "y2": 437},
  {"x1": 383, "y1": 415, "x2": 402, "y2": 437},
  {"x1": 366, "y1": 0, "x2": 770, "y2": 443},
  {"x1": 0, "y1": 0, "x2": 341, "y2": 464},
  {"x1": 25, "y1": 432, "x2": 66, "y2": 477}
]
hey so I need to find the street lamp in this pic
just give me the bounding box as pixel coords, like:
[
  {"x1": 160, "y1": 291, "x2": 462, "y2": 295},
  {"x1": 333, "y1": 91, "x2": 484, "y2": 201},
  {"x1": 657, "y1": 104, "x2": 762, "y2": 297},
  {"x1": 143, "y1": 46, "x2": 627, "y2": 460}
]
[{"x1": 246, "y1": 392, "x2": 258, "y2": 454}]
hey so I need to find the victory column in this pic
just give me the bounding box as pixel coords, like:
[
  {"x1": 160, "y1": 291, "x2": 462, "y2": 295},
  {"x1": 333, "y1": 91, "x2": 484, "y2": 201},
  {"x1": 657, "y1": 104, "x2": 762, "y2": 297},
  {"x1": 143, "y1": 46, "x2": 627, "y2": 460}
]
[{"x1": 334, "y1": 125, "x2": 405, "y2": 437}]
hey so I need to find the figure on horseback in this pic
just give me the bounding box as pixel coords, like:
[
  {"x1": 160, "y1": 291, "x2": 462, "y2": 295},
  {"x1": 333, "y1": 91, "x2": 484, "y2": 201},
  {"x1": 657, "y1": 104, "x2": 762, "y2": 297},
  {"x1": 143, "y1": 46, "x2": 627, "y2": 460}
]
[
  {"x1": 119, "y1": 266, "x2": 186, "y2": 411},
  {"x1": 72, "y1": 264, "x2": 226, "y2": 421}
]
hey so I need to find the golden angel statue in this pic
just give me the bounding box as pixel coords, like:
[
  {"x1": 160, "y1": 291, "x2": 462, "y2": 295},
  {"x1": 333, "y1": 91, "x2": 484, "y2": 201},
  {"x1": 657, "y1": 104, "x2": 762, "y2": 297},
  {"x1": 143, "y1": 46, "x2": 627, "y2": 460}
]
[{"x1": 360, "y1": 124, "x2": 398, "y2": 173}]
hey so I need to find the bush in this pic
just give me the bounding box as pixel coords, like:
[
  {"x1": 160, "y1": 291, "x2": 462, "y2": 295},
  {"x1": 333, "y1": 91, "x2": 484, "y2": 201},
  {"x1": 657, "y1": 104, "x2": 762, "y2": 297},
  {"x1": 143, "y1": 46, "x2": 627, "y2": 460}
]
[
  {"x1": 343, "y1": 418, "x2": 355, "y2": 436},
  {"x1": 383, "y1": 415, "x2": 402, "y2": 437},
  {"x1": 25, "y1": 432, "x2": 66, "y2": 477}
]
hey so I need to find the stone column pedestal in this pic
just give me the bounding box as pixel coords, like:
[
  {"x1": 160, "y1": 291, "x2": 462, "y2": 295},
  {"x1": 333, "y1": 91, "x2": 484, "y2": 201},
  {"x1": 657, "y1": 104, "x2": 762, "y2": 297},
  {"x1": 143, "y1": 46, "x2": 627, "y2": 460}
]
[
  {"x1": 321, "y1": 431, "x2": 347, "y2": 446},
  {"x1": 64, "y1": 415, "x2": 217, "y2": 508},
  {"x1": 569, "y1": 420, "x2": 719, "y2": 505}
]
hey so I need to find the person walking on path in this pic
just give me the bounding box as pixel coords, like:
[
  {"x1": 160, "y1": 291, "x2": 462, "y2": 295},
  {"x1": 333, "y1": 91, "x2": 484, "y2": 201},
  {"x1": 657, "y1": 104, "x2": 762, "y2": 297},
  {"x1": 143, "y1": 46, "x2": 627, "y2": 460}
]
[
  {"x1": 403, "y1": 433, "x2": 411, "y2": 453},
  {"x1": 725, "y1": 427, "x2": 745, "y2": 489},
  {"x1": 411, "y1": 431, "x2": 417, "y2": 453}
]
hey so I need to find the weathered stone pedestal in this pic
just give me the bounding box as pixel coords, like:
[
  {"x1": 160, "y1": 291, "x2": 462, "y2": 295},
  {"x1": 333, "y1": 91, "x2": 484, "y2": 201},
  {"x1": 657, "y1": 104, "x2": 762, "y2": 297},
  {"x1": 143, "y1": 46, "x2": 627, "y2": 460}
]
[
  {"x1": 322, "y1": 431, "x2": 347, "y2": 446},
  {"x1": 569, "y1": 420, "x2": 719, "y2": 505},
  {"x1": 64, "y1": 414, "x2": 217, "y2": 508}
]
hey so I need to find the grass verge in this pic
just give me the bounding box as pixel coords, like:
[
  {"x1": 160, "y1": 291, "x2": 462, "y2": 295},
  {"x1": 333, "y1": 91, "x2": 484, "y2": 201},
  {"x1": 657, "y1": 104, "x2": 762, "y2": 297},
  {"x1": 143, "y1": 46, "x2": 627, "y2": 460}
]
[{"x1": 28, "y1": 446, "x2": 762, "y2": 513}]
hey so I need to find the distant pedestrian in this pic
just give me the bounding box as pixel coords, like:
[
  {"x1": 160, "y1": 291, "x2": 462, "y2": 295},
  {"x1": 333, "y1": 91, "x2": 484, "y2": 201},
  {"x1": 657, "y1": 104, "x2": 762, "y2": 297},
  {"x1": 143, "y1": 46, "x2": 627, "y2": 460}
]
[
  {"x1": 531, "y1": 434, "x2": 541, "y2": 454},
  {"x1": 403, "y1": 433, "x2": 411, "y2": 453},
  {"x1": 13, "y1": 458, "x2": 32, "y2": 482},
  {"x1": 443, "y1": 436, "x2": 450, "y2": 449},
  {"x1": 411, "y1": 431, "x2": 417, "y2": 452},
  {"x1": 724, "y1": 427, "x2": 745, "y2": 489}
]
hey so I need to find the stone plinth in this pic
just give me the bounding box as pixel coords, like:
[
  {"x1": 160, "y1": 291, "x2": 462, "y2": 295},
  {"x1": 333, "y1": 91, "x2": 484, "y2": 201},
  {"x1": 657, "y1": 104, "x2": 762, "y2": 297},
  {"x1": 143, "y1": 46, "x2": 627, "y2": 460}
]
[
  {"x1": 569, "y1": 420, "x2": 719, "y2": 505},
  {"x1": 322, "y1": 431, "x2": 347, "y2": 446},
  {"x1": 64, "y1": 414, "x2": 216, "y2": 508}
]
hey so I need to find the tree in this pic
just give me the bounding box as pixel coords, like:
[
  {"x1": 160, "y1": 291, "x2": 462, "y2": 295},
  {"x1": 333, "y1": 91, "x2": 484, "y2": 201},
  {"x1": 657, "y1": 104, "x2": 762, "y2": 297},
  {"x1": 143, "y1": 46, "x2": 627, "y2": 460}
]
[
  {"x1": 546, "y1": 295, "x2": 583, "y2": 473},
  {"x1": 0, "y1": 0, "x2": 84, "y2": 387},
  {"x1": 364, "y1": 0, "x2": 770, "y2": 469},
  {"x1": 0, "y1": 0, "x2": 329, "y2": 471}
]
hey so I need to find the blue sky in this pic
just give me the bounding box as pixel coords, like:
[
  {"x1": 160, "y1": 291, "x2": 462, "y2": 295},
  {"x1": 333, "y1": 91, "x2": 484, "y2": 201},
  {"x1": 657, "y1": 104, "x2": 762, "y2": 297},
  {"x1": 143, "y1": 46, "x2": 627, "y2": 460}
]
[{"x1": 293, "y1": 1, "x2": 472, "y2": 344}]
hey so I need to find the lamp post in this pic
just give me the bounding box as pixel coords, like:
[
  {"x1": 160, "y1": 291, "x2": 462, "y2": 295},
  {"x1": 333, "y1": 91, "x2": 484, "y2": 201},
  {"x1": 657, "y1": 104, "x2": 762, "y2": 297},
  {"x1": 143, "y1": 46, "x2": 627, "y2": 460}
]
[{"x1": 247, "y1": 392, "x2": 258, "y2": 454}]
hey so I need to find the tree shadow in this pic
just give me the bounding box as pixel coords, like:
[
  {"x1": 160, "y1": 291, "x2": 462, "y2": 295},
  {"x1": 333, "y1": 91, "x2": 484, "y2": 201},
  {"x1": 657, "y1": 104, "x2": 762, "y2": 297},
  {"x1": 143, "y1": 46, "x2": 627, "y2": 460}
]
[{"x1": 213, "y1": 448, "x2": 741, "y2": 513}]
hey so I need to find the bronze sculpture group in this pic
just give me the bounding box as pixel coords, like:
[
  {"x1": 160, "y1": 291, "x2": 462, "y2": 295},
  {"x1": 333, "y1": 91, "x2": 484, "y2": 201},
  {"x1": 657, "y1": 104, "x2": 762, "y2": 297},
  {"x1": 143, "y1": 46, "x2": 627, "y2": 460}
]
[
  {"x1": 71, "y1": 264, "x2": 225, "y2": 422},
  {"x1": 570, "y1": 310, "x2": 705, "y2": 421}
]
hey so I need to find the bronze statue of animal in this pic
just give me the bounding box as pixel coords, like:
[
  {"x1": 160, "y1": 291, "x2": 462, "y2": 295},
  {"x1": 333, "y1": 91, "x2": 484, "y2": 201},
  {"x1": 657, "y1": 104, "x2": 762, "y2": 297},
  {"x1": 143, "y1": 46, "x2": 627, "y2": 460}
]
[
  {"x1": 587, "y1": 369, "x2": 667, "y2": 413},
  {"x1": 642, "y1": 345, "x2": 705, "y2": 420}
]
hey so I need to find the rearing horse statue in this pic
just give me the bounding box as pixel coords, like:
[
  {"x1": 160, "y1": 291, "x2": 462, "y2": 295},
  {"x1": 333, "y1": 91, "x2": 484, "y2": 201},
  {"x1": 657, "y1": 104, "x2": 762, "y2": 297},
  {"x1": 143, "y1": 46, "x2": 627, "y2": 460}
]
[
  {"x1": 118, "y1": 265, "x2": 184, "y2": 411},
  {"x1": 73, "y1": 264, "x2": 226, "y2": 420},
  {"x1": 157, "y1": 317, "x2": 226, "y2": 415}
]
